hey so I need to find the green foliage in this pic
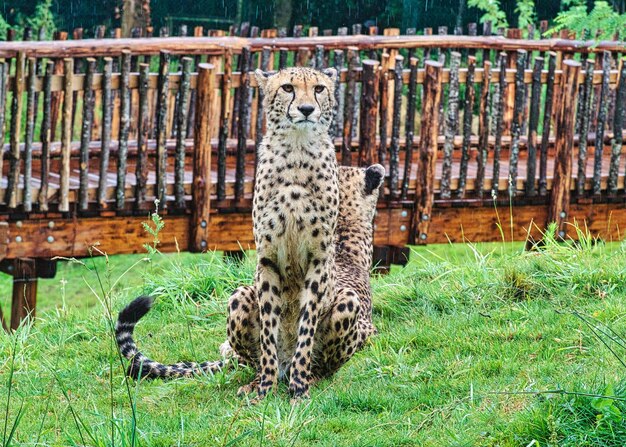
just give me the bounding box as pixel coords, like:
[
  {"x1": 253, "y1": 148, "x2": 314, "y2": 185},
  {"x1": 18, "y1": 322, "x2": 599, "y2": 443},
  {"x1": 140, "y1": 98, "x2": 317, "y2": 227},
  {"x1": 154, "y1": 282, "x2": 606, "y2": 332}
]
[
  {"x1": 516, "y1": 0, "x2": 537, "y2": 30},
  {"x1": 547, "y1": 1, "x2": 626, "y2": 40},
  {"x1": 0, "y1": 0, "x2": 57, "y2": 40},
  {"x1": 142, "y1": 200, "x2": 165, "y2": 256},
  {"x1": 467, "y1": 0, "x2": 509, "y2": 28}
]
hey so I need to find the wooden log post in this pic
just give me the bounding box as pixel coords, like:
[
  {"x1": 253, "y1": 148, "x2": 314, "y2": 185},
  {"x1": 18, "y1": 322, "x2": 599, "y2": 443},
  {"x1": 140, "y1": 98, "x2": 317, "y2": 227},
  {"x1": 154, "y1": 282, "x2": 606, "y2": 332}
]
[
  {"x1": 576, "y1": 59, "x2": 595, "y2": 197},
  {"x1": 23, "y1": 57, "x2": 37, "y2": 212},
  {"x1": 116, "y1": 51, "x2": 131, "y2": 210},
  {"x1": 9, "y1": 259, "x2": 37, "y2": 330},
  {"x1": 508, "y1": 50, "x2": 527, "y2": 198},
  {"x1": 401, "y1": 57, "x2": 419, "y2": 200},
  {"x1": 476, "y1": 60, "x2": 492, "y2": 198},
  {"x1": 217, "y1": 50, "x2": 232, "y2": 202},
  {"x1": 525, "y1": 56, "x2": 544, "y2": 197},
  {"x1": 610, "y1": 58, "x2": 626, "y2": 194},
  {"x1": 388, "y1": 55, "x2": 404, "y2": 197},
  {"x1": 6, "y1": 52, "x2": 25, "y2": 209},
  {"x1": 341, "y1": 47, "x2": 359, "y2": 165},
  {"x1": 156, "y1": 51, "x2": 171, "y2": 208},
  {"x1": 59, "y1": 58, "x2": 74, "y2": 213},
  {"x1": 38, "y1": 61, "x2": 53, "y2": 211},
  {"x1": 491, "y1": 52, "x2": 507, "y2": 197},
  {"x1": 190, "y1": 63, "x2": 216, "y2": 252},
  {"x1": 410, "y1": 61, "x2": 443, "y2": 245},
  {"x1": 593, "y1": 51, "x2": 611, "y2": 195},
  {"x1": 457, "y1": 55, "x2": 476, "y2": 199},
  {"x1": 175, "y1": 57, "x2": 192, "y2": 209},
  {"x1": 79, "y1": 58, "x2": 96, "y2": 211},
  {"x1": 134, "y1": 63, "x2": 150, "y2": 209},
  {"x1": 538, "y1": 52, "x2": 557, "y2": 197},
  {"x1": 331, "y1": 49, "x2": 344, "y2": 140},
  {"x1": 235, "y1": 47, "x2": 251, "y2": 202},
  {"x1": 98, "y1": 57, "x2": 113, "y2": 209},
  {"x1": 440, "y1": 51, "x2": 461, "y2": 200},
  {"x1": 0, "y1": 60, "x2": 7, "y2": 179},
  {"x1": 378, "y1": 52, "x2": 390, "y2": 165},
  {"x1": 548, "y1": 60, "x2": 581, "y2": 239},
  {"x1": 358, "y1": 59, "x2": 380, "y2": 168}
]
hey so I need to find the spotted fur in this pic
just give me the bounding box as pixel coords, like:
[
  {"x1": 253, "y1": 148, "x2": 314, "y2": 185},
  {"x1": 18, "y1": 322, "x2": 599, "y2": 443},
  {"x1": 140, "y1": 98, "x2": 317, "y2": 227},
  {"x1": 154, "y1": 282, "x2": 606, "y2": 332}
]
[
  {"x1": 227, "y1": 165, "x2": 385, "y2": 383},
  {"x1": 249, "y1": 66, "x2": 340, "y2": 401},
  {"x1": 115, "y1": 296, "x2": 223, "y2": 379},
  {"x1": 115, "y1": 165, "x2": 384, "y2": 384}
]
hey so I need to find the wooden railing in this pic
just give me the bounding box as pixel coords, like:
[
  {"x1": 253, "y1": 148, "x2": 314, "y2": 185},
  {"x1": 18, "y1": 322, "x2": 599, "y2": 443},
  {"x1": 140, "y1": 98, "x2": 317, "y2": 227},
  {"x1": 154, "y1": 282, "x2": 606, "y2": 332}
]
[{"x1": 0, "y1": 28, "x2": 625, "y2": 329}]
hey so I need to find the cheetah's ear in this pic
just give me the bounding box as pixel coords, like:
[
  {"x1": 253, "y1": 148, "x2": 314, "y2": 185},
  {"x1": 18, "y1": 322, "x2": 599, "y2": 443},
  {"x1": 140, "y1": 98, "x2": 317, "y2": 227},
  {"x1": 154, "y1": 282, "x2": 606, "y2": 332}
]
[
  {"x1": 254, "y1": 69, "x2": 272, "y2": 92},
  {"x1": 321, "y1": 67, "x2": 338, "y2": 83},
  {"x1": 364, "y1": 164, "x2": 385, "y2": 195}
]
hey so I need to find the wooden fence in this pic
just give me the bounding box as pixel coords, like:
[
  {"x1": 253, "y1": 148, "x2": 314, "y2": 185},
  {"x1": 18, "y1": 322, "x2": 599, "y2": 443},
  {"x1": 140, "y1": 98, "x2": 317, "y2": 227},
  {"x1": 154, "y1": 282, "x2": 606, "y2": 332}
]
[{"x1": 0, "y1": 24, "x2": 625, "y2": 329}]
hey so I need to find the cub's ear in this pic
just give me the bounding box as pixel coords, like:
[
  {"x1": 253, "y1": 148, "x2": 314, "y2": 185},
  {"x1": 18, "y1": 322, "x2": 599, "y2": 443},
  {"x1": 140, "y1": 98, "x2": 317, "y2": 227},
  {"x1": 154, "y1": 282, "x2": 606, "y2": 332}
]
[
  {"x1": 364, "y1": 164, "x2": 385, "y2": 195},
  {"x1": 254, "y1": 69, "x2": 273, "y2": 92},
  {"x1": 321, "y1": 67, "x2": 338, "y2": 83}
]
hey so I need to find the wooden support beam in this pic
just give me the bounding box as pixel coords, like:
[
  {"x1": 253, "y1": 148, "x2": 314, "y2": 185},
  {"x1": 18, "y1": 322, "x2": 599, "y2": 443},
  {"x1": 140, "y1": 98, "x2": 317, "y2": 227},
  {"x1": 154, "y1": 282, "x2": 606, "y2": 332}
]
[
  {"x1": 9, "y1": 259, "x2": 38, "y2": 330},
  {"x1": 411, "y1": 61, "x2": 443, "y2": 244},
  {"x1": 190, "y1": 63, "x2": 216, "y2": 252},
  {"x1": 548, "y1": 59, "x2": 581, "y2": 238},
  {"x1": 358, "y1": 59, "x2": 380, "y2": 167}
]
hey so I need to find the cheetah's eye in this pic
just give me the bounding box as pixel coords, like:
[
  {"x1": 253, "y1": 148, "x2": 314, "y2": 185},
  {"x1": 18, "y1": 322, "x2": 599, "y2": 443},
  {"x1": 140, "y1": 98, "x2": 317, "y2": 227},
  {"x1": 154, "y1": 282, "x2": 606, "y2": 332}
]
[
  {"x1": 314, "y1": 85, "x2": 325, "y2": 93},
  {"x1": 281, "y1": 84, "x2": 294, "y2": 93}
]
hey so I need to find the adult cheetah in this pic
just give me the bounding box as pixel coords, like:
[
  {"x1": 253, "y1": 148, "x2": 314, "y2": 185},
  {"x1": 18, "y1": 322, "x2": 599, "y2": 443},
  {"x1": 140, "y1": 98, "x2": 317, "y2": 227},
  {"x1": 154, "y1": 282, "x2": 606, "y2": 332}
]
[
  {"x1": 115, "y1": 165, "x2": 385, "y2": 391},
  {"x1": 248, "y1": 66, "x2": 340, "y2": 401}
]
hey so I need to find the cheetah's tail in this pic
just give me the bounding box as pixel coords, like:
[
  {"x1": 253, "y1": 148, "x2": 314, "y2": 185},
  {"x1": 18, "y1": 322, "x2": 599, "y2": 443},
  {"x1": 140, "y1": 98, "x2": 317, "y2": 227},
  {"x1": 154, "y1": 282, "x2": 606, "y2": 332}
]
[{"x1": 115, "y1": 296, "x2": 224, "y2": 379}]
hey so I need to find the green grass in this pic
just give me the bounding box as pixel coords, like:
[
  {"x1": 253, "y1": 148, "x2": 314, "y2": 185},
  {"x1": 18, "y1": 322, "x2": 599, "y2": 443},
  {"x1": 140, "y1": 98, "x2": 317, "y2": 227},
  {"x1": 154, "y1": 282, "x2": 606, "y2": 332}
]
[{"x1": 1, "y1": 228, "x2": 626, "y2": 446}]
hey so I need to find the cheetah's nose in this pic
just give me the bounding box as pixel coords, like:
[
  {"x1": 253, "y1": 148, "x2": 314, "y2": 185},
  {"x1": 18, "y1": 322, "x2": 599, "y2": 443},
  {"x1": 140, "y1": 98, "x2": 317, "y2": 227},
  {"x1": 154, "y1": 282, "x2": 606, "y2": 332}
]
[{"x1": 298, "y1": 104, "x2": 315, "y2": 117}]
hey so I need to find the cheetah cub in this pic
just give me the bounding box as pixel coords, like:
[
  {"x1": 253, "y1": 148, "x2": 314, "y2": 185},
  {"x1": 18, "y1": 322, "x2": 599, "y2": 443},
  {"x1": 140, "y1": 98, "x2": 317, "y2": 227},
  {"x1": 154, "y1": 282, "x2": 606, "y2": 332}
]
[{"x1": 250, "y1": 67, "x2": 339, "y2": 401}]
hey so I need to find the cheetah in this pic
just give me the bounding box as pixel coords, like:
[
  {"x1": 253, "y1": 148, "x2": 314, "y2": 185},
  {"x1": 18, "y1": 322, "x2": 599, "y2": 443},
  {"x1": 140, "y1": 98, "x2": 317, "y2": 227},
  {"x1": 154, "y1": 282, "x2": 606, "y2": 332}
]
[
  {"x1": 227, "y1": 164, "x2": 385, "y2": 385},
  {"x1": 247, "y1": 66, "x2": 340, "y2": 401},
  {"x1": 115, "y1": 165, "x2": 385, "y2": 387}
]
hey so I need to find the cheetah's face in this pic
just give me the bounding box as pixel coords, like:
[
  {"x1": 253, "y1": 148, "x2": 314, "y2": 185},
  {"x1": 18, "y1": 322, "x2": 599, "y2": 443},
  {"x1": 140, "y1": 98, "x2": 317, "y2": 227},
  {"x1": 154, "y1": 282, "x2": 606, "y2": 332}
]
[{"x1": 255, "y1": 67, "x2": 337, "y2": 131}]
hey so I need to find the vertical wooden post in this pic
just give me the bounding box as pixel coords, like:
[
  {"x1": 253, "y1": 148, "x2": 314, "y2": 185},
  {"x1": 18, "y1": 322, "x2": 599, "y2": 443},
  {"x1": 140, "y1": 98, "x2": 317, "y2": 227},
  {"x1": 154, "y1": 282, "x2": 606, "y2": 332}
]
[
  {"x1": 491, "y1": 52, "x2": 507, "y2": 197},
  {"x1": 388, "y1": 55, "x2": 404, "y2": 197},
  {"x1": 217, "y1": 50, "x2": 232, "y2": 202},
  {"x1": 39, "y1": 61, "x2": 53, "y2": 211},
  {"x1": 548, "y1": 60, "x2": 581, "y2": 239},
  {"x1": 0, "y1": 59, "x2": 7, "y2": 179},
  {"x1": 411, "y1": 61, "x2": 443, "y2": 245},
  {"x1": 342, "y1": 47, "x2": 359, "y2": 165},
  {"x1": 156, "y1": 51, "x2": 171, "y2": 208},
  {"x1": 538, "y1": 52, "x2": 556, "y2": 197},
  {"x1": 134, "y1": 63, "x2": 150, "y2": 209},
  {"x1": 378, "y1": 52, "x2": 390, "y2": 164},
  {"x1": 98, "y1": 57, "x2": 113, "y2": 209},
  {"x1": 191, "y1": 63, "x2": 216, "y2": 252},
  {"x1": 6, "y1": 52, "x2": 25, "y2": 209},
  {"x1": 401, "y1": 57, "x2": 419, "y2": 200},
  {"x1": 235, "y1": 47, "x2": 251, "y2": 202},
  {"x1": 610, "y1": 58, "x2": 626, "y2": 194},
  {"x1": 79, "y1": 58, "x2": 96, "y2": 211},
  {"x1": 10, "y1": 259, "x2": 37, "y2": 330},
  {"x1": 116, "y1": 51, "x2": 131, "y2": 210},
  {"x1": 508, "y1": 50, "x2": 527, "y2": 198},
  {"x1": 592, "y1": 51, "x2": 611, "y2": 196},
  {"x1": 457, "y1": 55, "x2": 476, "y2": 199},
  {"x1": 576, "y1": 59, "x2": 595, "y2": 197},
  {"x1": 358, "y1": 59, "x2": 380, "y2": 168},
  {"x1": 476, "y1": 60, "x2": 491, "y2": 198},
  {"x1": 440, "y1": 51, "x2": 461, "y2": 200},
  {"x1": 525, "y1": 56, "x2": 544, "y2": 197},
  {"x1": 175, "y1": 57, "x2": 192, "y2": 209},
  {"x1": 59, "y1": 58, "x2": 74, "y2": 213},
  {"x1": 23, "y1": 57, "x2": 37, "y2": 212}
]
